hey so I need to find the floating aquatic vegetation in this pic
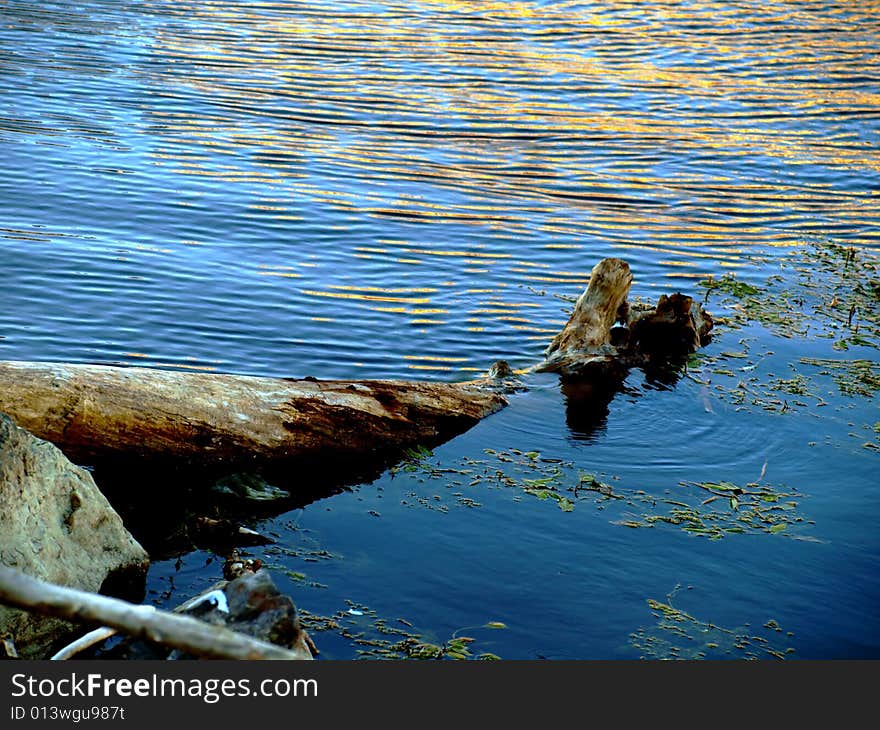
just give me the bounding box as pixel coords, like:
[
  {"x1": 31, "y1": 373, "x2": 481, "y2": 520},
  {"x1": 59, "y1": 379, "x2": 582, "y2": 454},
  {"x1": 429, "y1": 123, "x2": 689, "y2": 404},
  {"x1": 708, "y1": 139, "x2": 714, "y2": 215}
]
[
  {"x1": 259, "y1": 534, "x2": 343, "y2": 589},
  {"x1": 699, "y1": 241, "x2": 879, "y2": 351},
  {"x1": 270, "y1": 566, "x2": 328, "y2": 590},
  {"x1": 800, "y1": 357, "x2": 880, "y2": 399},
  {"x1": 630, "y1": 585, "x2": 796, "y2": 660},
  {"x1": 862, "y1": 422, "x2": 880, "y2": 453},
  {"x1": 768, "y1": 373, "x2": 813, "y2": 397},
  {"x1": 211, "y1": 473, "x2": 291, "y2": 502},
  {"x1": 395, "y1": 445, "x2": 435, "y2": 473},
  {"x1": 700, "y1": 274, "x2": 762, "y2": 300},
  {"x1": 714, "y1": 371, "x2": 821, "y2": 414},
  {"x1": 613, "y1": 475, "x2": 816, "y2": 541},
  {"x1": 298, "y1": 601, "x2": 505, "y2": 660},
  {"x1": 389, "y1": 448, "x2": 815, "y2": 540},
  {"x1": 685, "y1": 338, "x2": 833, "y2": 415},
  {"x1": 688, "y1": 243, "x2": 878, "y2": 424},
  {"x1": 687, "y1": 349, "x2": 877, "y2": 418},
  {"x1": 263, "y1": 535, "x2": 342, "y2": 564}
]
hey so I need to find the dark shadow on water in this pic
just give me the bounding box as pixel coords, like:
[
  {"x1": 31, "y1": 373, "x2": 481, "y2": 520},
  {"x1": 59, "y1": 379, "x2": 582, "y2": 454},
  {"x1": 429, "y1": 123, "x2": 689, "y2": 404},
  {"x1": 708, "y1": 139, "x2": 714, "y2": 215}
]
[
  {"x1": 561, "y1": 356, "x2": 687, "y2": 441},
  {"x1": 560, "y1": 376, "x2": 619, "y2": 441},
  {"x1": 641, "y1": 354, "x2": 690, "y2": 390},
  {"x1": 90, "y1": 451, "x2": 408, "y2": 560}
]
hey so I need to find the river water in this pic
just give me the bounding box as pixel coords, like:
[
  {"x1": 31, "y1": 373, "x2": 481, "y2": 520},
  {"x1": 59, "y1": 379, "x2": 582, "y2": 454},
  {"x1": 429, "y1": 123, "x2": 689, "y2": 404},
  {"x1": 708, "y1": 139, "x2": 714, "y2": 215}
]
[{"x1": 1, "y1": 0, "x2": 878, "y2": 658}]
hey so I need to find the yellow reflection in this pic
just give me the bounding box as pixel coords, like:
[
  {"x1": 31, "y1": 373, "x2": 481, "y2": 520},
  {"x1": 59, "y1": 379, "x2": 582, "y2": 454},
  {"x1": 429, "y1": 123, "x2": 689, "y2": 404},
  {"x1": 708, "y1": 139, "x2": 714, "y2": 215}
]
[
  {"x1": 135, "y1": 0, "x2": 879, "y2": 311},
  {"x1": 301, "y1": 290, "x2": 432, "y2": 304},
  {"x1": 407, "y1": 364, "x2": 454, "y2": 371}
]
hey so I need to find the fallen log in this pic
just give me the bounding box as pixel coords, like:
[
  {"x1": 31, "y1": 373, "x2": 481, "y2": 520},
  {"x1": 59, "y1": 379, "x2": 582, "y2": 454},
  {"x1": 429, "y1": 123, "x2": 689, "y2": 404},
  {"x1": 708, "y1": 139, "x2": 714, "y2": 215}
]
[
  {"x1": 0, "y1": 362, "x2": 505, "y2": 469},
  {"x1": 0, "y1": 258, "x2": 711, "y2": 471},
  {"x1": 0, "y1": 565, "x2": 311, "y2": 660}
]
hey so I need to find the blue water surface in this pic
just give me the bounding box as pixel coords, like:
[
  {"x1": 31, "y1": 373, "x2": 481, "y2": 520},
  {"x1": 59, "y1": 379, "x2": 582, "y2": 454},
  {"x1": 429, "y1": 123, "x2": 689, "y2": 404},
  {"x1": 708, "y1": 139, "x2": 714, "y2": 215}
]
[{"x1": 1, "y1": 0, "x2": 878, "y2": 658}]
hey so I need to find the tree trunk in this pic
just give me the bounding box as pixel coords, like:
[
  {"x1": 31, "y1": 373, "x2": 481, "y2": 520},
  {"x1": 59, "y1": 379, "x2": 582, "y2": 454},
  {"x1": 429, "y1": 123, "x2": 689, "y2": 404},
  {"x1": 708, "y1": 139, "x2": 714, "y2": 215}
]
[{"x1": 0, "y1": 361, "x2": 505, "y2": 468}]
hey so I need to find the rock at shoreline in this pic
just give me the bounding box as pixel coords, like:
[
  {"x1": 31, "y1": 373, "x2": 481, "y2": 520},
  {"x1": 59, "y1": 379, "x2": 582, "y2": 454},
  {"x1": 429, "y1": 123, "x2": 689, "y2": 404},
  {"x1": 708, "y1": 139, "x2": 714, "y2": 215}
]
[{"x1": 0, "y1": 413, "x2": 149, "y2": 658}]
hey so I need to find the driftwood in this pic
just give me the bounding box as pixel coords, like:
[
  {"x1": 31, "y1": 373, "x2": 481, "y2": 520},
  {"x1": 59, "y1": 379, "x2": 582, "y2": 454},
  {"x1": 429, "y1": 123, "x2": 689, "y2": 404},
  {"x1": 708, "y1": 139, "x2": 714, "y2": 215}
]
[
  {"x1": 536, "y1": 257, "x2": 712, "y2": 377},
  {"x1": 50, "y1": 556, "x2": 305, "y2": 660},
  {"x1": 0, "y1": 258, "x2": 712, "y2": 659},
  {"x1": 538, "y1": 257, "x2": 634, "y2": 373},
  {"x1": 528, "y1": 258, "x2": 713, "y2": 438},
  {"x1": 0, "y1": 258, "x2": 710, "y2": 470},
  {"x1": 0, "y1": 565, "x2": 311, "y2": 660},
  {"x1": 51, "y1": 626, "x2": 117, "y2": 660},
  {"x1": 0, "y1": 362, "x2": 504, "y2": 469}
]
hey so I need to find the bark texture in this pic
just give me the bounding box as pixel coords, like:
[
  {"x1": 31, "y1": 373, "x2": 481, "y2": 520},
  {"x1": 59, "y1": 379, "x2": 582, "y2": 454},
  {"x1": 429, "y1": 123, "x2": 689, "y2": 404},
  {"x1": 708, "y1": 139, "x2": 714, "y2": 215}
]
[
  {"x1": 0, "y1": 362, "x2": 505, "y2": 468},
  {"x1": 540, "y1": 257, "x2": 634, "y2": 373}
]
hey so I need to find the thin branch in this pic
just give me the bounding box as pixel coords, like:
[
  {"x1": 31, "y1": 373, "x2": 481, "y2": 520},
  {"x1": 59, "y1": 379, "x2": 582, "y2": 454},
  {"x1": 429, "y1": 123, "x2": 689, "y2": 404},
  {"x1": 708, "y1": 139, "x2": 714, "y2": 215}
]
[{"x1": 0, "y1": 566, "x2": 311, "y2": 661}]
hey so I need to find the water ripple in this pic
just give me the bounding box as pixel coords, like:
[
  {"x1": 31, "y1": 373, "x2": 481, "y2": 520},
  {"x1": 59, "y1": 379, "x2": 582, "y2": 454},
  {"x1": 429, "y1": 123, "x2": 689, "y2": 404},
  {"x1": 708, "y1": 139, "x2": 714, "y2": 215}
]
[{"x1": 1, "y1": 0, "x2": 878, "y2": 377}]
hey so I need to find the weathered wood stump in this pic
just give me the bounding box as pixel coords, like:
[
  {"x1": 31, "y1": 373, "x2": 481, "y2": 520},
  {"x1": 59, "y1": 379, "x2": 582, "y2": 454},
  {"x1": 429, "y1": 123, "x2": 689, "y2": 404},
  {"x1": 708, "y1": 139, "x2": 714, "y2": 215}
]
[
  {"x1": 538, "y1": 257, "x2": 634, "y2": 374},
  {"x1": 536, "y1": 258, "x2": 712, "y2": 377}
]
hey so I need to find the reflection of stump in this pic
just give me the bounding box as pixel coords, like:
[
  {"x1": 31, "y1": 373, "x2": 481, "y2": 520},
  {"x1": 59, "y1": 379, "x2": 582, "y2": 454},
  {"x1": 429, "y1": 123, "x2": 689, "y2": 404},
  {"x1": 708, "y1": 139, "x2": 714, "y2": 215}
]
[{"x1": 560, "y1": 377, "x2": 619, "y2": 441}]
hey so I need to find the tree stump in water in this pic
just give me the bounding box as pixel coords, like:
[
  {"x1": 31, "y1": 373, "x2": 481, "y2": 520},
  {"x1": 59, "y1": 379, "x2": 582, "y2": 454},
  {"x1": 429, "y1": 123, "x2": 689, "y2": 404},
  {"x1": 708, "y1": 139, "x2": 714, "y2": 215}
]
[
  {"x1": 539, "y1": 257, "x2": 634, "y2": 375},
  {"x1": 535, "y1": 257, "x2": 712, "y2": 378}
]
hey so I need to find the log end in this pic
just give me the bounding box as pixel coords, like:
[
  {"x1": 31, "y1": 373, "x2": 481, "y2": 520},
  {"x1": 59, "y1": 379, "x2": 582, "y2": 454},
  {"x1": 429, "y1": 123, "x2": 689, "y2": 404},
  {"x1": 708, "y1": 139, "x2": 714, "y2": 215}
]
[
  {"x1": 535, "y1": 261, "x2": 713, "y2": 378},
  {"x1": 542, "y1": 258, "x2": 634, "y2": 366},
  {"x1": 629, "y1": 293, "x2": 714, "y2": 357}
]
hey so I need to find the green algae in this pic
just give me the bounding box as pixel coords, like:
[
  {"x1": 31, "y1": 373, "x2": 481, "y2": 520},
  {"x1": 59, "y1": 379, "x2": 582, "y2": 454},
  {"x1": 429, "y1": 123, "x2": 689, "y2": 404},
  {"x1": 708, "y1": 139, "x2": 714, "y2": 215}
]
[
  {"x1": 298, "y1": 601, "x2": 506, "y2": 660},
  {"x1": 699, "y1": 242, "x2": 879, "y2": 350},
  {"x1": 390, "y1": 447, "x2": 814, "y2": 541},
  {"x1": 685, "y1": 242, "x2": 878, "y2": 424},
  {"x1": 800, "y1": 357, "x2": 880, "y2": 399},
  {"x1": 630, "y1": 585, "x2": 796, "y2": 660}
]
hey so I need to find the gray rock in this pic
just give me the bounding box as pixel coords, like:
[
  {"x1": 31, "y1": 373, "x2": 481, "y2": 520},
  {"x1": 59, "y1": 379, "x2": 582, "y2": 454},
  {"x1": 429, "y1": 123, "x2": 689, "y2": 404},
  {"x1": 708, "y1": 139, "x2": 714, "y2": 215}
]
[{"x1": 0, "y1": 413, "x2": 149, "y2": 658}]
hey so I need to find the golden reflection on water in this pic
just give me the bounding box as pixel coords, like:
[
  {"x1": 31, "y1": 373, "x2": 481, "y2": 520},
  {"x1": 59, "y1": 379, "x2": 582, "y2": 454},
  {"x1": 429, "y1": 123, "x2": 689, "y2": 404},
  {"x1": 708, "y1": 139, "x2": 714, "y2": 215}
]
[{"x1": 110, "y1": 1, "x2": 880, "y2": 370}]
